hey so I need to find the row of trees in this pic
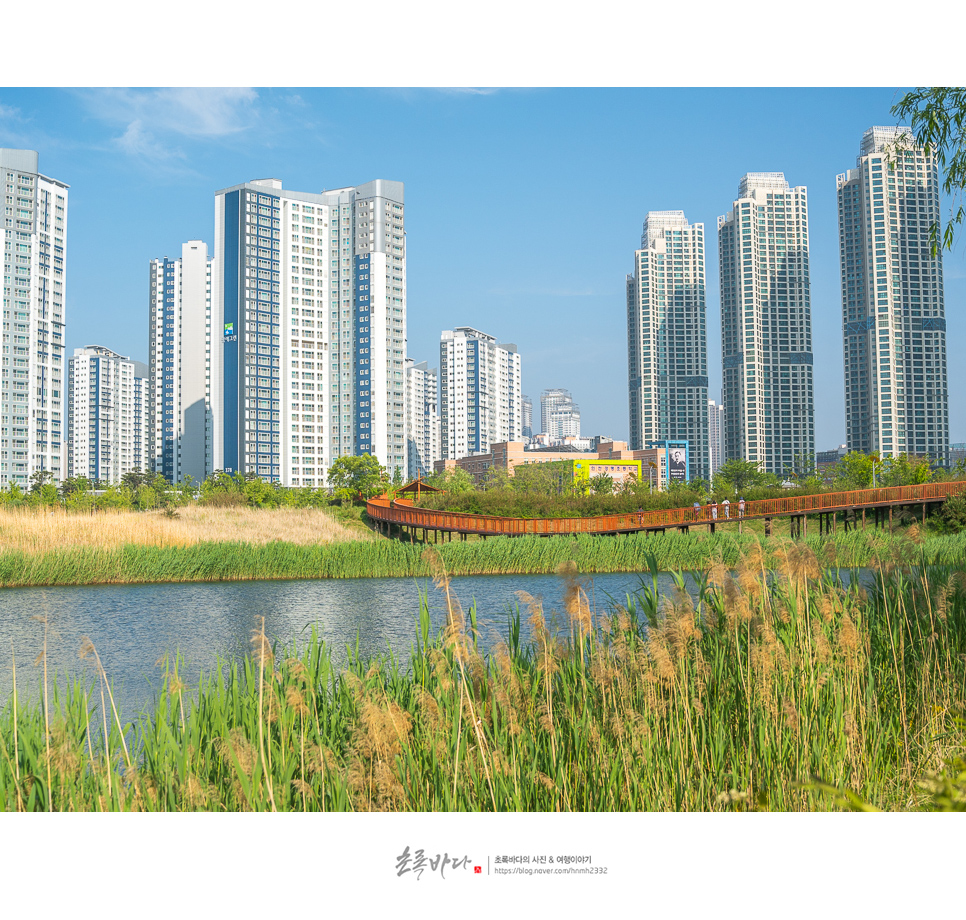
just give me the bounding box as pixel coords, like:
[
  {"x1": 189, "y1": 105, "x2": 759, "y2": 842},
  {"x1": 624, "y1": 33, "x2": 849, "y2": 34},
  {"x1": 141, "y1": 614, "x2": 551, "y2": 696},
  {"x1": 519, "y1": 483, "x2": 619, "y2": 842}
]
[
  {"x1": 0, "y1": 454, "x2": 399, "y2": 513},
  {"x1": 413, "y1": 450, "x2": 965, "y2": 519}
]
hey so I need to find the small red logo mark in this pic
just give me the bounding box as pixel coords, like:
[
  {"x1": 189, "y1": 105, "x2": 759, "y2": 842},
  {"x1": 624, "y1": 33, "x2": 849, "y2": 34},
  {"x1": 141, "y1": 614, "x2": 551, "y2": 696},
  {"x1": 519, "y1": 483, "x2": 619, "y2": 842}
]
[{"x1": 474, "y1": 866, "x2": 482, "y2": 874}]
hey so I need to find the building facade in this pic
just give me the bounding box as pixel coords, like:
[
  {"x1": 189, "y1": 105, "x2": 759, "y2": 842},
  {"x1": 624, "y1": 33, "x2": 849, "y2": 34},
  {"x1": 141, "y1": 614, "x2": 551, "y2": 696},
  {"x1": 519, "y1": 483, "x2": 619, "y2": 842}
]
[
  {"x1": 708, "y1": 398, "x2": 724, "y2": 477},
  {"x1": 521, "y1": 394, "x2": 533, "y2": 441},
  {"x1": 719, "y1": 174, "x2": 814, "y2": 476},
  {"x1": 0, "y1": 149, "x2": 68, "y2": 486},
  {"x1": 149, "y1": 241, "x2": 219, "y2": 484},
  {"x1": 837, "y1": 126, "x2": 949, "y2": 461},
  {"x1": 439, "y1": 327, "x2": 522, "y2": 460},
  {"x1": 627, "y1": 210, "x2": 709, "y2": 481},
  {"x1": 214, "y1": 177, "x2": 406, "y2": 487},
  {"x1": 405, "y1": 358, "x2": 440, "y2": 480},
  {"x1": 67, "y1": 346, "x2": 146, "y2": 483},
  {"x1": 540, "y1": 388, "x2": 581, "y2": 440}
]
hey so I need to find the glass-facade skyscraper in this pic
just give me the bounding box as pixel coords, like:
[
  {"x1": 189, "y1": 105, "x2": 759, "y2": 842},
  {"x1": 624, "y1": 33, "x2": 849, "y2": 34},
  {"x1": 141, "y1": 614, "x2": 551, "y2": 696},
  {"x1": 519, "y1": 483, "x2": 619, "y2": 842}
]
[
  {"x1": 837, "y1": 126, "x2": 948, "y2": 460},
  {"x1": 719, "y1": 173, "x2": 814, "y2": 477},
  {"x1": 627, "y1": 210, "x2": 709, "y2": 482}
]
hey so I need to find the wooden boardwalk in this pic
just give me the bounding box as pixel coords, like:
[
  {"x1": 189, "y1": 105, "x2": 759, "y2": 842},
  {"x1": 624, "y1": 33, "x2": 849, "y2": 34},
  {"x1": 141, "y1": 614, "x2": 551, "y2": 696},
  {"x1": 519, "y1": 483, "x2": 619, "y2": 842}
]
[{"x1": 366, "y1": 480, "x2": 965, "y2": 541}]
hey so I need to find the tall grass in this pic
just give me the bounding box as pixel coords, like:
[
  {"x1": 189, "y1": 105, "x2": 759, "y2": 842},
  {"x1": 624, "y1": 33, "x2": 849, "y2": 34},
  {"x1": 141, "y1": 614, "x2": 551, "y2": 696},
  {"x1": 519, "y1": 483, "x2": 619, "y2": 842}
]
[
  {"x1": 0, "y1": 536, "x2": 964, "y2": 811},
  {"x1": 1, "y1": 527, "x2": 965, "y2": 587},
  {"x1": 0, "y1": 505, "x2": 368, "y2": 554}
]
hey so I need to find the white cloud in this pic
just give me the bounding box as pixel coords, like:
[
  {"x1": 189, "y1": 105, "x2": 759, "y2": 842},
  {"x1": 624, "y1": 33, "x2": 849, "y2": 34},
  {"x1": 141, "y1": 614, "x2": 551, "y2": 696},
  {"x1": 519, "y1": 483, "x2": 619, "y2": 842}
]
[
  {"x1": 75, "y1": 88, "x2": 259, "y2": 163},
  {"x1": 116, "y1": 119, "x2": 185, "y2": 161},
  {"x1": 0, "y1": 103, "x2": 21, "y2": 120}
]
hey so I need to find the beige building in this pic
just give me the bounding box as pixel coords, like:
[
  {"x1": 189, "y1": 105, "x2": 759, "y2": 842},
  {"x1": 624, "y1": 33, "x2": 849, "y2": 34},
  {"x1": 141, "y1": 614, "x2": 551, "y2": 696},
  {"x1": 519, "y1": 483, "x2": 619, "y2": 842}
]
[{"x1": 433, "y1": 440, "x2": 671, "y2": 490}]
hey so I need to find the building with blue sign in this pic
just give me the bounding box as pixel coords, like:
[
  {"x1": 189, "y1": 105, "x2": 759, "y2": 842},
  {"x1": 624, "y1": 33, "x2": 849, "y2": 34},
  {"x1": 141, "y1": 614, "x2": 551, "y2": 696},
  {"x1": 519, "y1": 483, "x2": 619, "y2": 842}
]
[{"x1": 214, "y1": 177, "x2": 407, "y2": 486}]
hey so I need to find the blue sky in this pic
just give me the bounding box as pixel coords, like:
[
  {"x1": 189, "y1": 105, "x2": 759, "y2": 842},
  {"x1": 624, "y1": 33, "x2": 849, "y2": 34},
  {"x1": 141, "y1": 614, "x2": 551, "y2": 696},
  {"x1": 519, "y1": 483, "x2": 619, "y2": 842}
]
[{"x1": 2, "y1": 86, "x2": 963, "y2": 449}]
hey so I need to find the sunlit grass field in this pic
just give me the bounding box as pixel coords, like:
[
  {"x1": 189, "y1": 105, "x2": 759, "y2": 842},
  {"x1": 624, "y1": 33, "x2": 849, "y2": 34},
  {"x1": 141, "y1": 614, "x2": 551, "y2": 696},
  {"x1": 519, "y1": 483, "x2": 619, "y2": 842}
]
[{"x1": 0, "y1": 505, "x2": 370, "y2": 553}]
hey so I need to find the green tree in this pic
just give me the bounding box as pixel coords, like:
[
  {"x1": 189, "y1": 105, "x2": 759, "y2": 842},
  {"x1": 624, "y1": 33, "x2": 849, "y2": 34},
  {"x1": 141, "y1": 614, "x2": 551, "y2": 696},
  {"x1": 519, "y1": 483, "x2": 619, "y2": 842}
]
[
  {"x1": 589, "y1": 473, "x2": 614, "y2": 496},
  {"x1": 482, "y1": 466, "x2": 511, "y2": 491},
  {"x1": 713, "y1": 458, "x2": 765, "y2": 496},
  {"x1": 831, "y1": 451, "x2": 878, "y2": 490},
  {"x1": 121, "y1": 468, "x2": 155, "y2": 492},
  {"x1": 442, "y1": 467, "x2": 474, "y2": 495},
  {"x1": 892, "y1": 87, "x2": 966, "y2": 253},
  {"x1": 327, "y1": 454, "x2": 387, "y2": 505}
]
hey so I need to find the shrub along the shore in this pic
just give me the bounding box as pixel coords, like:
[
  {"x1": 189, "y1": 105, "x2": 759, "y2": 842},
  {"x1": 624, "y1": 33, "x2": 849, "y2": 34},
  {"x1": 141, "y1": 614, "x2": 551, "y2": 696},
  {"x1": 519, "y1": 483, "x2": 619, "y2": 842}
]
[
  {"x1": 0, "y1": 527, "x2": 964, "y2": 587},
  {"x1": 1, "y1": 546, "x2": 964, "y2": 811}
]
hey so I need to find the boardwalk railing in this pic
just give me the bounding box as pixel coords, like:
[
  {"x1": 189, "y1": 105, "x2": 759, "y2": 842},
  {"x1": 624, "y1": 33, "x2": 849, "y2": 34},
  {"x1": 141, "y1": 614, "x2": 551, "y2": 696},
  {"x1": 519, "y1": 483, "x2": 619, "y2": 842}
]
[{"x1": 366, "y1": 480, "x2": 966, "y2": 538}]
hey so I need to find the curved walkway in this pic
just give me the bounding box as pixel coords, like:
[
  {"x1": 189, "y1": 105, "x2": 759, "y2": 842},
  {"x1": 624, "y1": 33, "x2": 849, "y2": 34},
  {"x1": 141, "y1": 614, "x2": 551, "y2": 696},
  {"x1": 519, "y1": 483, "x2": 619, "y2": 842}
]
[{"x1": 367, "y1": 480, "x2": 965, "y2": 540}]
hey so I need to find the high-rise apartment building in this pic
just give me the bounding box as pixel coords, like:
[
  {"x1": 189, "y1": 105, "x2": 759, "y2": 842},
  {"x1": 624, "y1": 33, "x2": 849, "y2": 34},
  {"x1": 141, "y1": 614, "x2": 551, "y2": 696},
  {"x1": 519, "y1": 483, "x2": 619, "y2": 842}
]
[
  {"x1": 0, "y1": 149, "x2": 68, "y2": 486},
  {"x1": 67, "y1": 346, "x2": 147, "y2": 483},
  {"x1": 708, "y1": 398, "x2": 724, "y2": 477},
  {"x1": 405, "y1": 358, "x2": 440, "y2": 479},
  {"x1": 149, "y1": 241, "x2": 219, "y2": 484},
  {"x1": 214, "y1": 177, "x2": 406, "y2": 487},
  {"x1": 440, "y1": 327, "x2": 521, "y2": 460},
  {"x1": 540, "y1": 388, "x2": 581, "y2": 440},
  {"x1": 521, "y1": 395, "x2": 533, "y2": 441},
  {"x1": 837, "y1": 126, "x2": 949, "y2": 460},
  {"x1": 627, "y1": 211, "x2": 709, "y2": 481},
  {"x1": 719, "y1": 174, "x2": 814, "y2": 476}
]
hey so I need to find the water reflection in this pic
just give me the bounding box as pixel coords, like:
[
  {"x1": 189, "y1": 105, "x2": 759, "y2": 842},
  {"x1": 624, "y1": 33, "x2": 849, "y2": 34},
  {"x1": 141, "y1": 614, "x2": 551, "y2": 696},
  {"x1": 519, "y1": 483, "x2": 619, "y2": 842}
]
[{"x1": 0, "y1": 571, "x2": 686, "y2": 720}]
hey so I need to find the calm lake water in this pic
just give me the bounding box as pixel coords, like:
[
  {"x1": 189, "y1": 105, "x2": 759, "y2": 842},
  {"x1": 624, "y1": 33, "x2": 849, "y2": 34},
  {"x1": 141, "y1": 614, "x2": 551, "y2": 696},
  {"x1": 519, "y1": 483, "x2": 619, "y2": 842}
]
[{"x1": 0, "y1": 571, "x2": 697, "y2": 719}]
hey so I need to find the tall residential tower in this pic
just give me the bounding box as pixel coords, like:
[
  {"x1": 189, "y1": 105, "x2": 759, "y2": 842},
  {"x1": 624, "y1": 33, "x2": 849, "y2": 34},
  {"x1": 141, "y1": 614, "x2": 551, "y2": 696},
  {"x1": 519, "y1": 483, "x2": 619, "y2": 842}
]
[
  {"x1": 405, "y1": 358, "x2": 440, "y2": 479},
  {"x1": 440, "y1": 327, "x2": 521, "y2": 459},
  {"x1": 149, "y1": 241, "x2": 219, "y2": 483},
  {"x1": 627, "y1": 210, "x2": 709, "y2": 481},
  {"x1": 214, "y1": 178, "x2": 406, "y2": 486},
  {"x1": 837, "y1": 126, "x2": 948, "y2": 460},
  {"x1": 719, "y1": 174, "x2": 814, "y2": 476},
  {"x1": 67, "y1": 346, "x2": 148, "y2": 483},
  {"x1": 0, "y1": 149, "x2": 68, "y2": 486}
]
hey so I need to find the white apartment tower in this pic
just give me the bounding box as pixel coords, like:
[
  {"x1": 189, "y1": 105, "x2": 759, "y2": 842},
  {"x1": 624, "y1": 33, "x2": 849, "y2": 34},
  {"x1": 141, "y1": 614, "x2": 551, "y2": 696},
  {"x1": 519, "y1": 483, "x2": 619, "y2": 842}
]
[
  {"x1": 708, "y1": 398, "x2": 724, "y2": 477},
  {"x1": 149, "y1": 241, "x2": 219, "y2": 484},
  {"x1": 214, "y1": 178, "x2": 406, "y2": 486},
  {"x1": 440, "y1": 327, "x2": 522, "y2": 459},
  {"x1": 837, "y1": 126, "x2": 948, "y2": 460},
  {"x1": 719, "y1": 174, "x2": 814, "y2": 476},
  {"x1": 0, "y1": 149, "x2": 68, "y2": 486},
  {"x1": 405, "y1": 359, "x2": 440, "y2": 479},
  {"x1": 67, "y1": 346, "x2": 147, "y2": 483},
  {"x1": 540, "y1": 388, "x2": 581, "y2": 440},
  {"x1": 627, "y1": 211, "x2": 709, "y2": 481}
]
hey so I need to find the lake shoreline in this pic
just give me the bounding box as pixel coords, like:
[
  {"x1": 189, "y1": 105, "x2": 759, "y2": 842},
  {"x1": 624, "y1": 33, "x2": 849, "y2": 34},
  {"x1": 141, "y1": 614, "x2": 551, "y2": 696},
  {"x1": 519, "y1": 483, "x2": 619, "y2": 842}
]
[{"x1": 0, "y1": 528, "x2": 960, "y2": 588}]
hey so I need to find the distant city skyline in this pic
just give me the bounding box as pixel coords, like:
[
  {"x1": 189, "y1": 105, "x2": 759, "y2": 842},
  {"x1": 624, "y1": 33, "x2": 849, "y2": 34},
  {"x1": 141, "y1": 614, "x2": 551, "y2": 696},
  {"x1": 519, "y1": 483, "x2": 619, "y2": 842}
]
[{"x1": 2, "y1": 88, "x2": 963, "y2": 452}]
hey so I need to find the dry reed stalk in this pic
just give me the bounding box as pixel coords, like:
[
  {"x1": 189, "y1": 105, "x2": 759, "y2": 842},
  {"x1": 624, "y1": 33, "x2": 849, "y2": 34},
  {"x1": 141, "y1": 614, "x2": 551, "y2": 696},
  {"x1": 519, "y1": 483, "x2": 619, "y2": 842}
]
[
  {"x1": 0, "y1": 505, "x2": 367, "y2": 554},
  {"x1": 251, "y1": 616, "x2": 278, "y2": 812}
]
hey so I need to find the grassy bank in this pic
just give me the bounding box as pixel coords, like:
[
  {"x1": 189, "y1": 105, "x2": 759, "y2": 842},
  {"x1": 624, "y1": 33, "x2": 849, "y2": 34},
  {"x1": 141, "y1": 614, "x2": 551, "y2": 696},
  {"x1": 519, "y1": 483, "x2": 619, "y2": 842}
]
[
  {"x1": 0, "y1": 526, "x2": 965, "y2": 587},
  {"x1": 1, "y1": 548, "x2": 964, "y2": 811},
  {"x1": 0, "y1": 505, "x2": 371, "y2": 552}
]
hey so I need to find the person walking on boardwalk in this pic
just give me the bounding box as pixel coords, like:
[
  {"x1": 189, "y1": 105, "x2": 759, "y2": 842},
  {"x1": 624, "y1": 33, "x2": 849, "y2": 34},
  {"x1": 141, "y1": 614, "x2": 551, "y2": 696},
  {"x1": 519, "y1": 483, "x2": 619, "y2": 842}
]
[
  {"x1": 710, "y1": 499, "x2": 718, "y2": 520},
  {"x1": 738, "y1": 497, "x2": 746, "y2": 518},
  {"x1": 692, "y1": 500, "x2": 701, "y2": 521},
  {"x1": 722, "y1": 497, "x2": 730, "y2": 518}
]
